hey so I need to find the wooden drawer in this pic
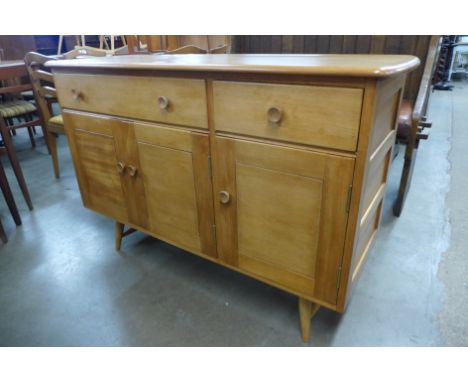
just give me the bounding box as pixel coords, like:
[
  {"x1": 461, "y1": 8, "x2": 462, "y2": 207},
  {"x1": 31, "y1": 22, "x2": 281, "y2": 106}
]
[
  {"x1": 55, "y1": 73, "x2": 208, "y2": 129},
  {"x1": 212, "y1": 81, "x2": 363, "y2": 151}
]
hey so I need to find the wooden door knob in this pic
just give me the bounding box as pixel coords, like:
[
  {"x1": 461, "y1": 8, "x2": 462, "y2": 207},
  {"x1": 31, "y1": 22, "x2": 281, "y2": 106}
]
[
  {"x1": 267, "y1": 106, "x2": 282, "y2": 124},
  {"x1": 158, "y1": 96, "x2": 170, "y2": 110},
  {"x1": 116, "y1": 161, "x2": 126, "y2": 174},
  {"x1": 126, "y1": 165, "x2": 137, "y2": 177},
  {"x1": 71, "y1": 89, "x2": 82, "y2": 101},
  {"x1": 219, "y1": 190, "x2": 230, "y2": 204}
]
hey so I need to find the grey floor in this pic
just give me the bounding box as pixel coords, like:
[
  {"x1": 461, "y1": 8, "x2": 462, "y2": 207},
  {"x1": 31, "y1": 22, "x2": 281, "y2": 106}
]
[{"x1": 0, "y1": 82, "x2": 467, "y2": 346}]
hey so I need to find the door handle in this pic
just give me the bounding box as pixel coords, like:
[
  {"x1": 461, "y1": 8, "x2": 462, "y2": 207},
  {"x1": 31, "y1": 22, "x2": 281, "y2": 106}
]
[
  {"x1": 126, "y1": 165, "x2": 138, "y2": 177},
  {"x1": 219, "y1": 190, "x2": 230, "y2": 204},
  {"x1": 116, "y1": 161, "x2": 126, "y2": 174}
]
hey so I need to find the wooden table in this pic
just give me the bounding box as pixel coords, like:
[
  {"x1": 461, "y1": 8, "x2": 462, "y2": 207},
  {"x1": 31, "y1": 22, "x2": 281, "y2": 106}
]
[
  {"x1": 0, "y1": 60, "x2": 28, "y2": 80},
  {"x1": 0, "y1": 60, "x2": 34, "y2": 210}
]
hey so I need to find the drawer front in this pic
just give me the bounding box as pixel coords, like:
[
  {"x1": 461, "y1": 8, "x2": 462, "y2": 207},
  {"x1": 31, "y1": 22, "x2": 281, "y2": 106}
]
[
  {"x1": 55, "y1": 73, "x2": 208, "y2": 129},
  {"x1": 213, "y1": 81, "x2": 363, "y2": 151}
]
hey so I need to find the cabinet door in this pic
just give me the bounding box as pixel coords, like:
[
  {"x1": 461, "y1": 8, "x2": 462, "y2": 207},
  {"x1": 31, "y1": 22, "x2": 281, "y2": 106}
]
[
  {"x1": 213, "y1": 137, "x2": 355, "y2": 305},
  {"x1": 133, "y1": 122, "x2": 216, "y2": 258},
  {"x1": 63, "y1": 111, "x2": 129, "y2": 223}
]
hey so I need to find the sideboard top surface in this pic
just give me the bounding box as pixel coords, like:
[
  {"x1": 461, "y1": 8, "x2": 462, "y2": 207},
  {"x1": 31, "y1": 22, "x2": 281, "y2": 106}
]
[{"x1": 47, "y1": 53, "x2": 420, "y2": 77}]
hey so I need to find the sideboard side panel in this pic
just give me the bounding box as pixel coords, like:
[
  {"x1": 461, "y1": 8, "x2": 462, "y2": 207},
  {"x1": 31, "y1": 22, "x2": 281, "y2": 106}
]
[{"x1": 337, "y1": 75, "x2": 406, "y2": 311}]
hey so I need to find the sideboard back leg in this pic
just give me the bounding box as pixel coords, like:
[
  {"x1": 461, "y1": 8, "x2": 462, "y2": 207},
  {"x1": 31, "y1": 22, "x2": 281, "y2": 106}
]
[
  {"x1": 115, "y1": 221, "x2": 137, "y2": 251},
  {"x1": 298, "y1": 298, "x2": 320, "y2": 343},
  {"x1": 115, "y1": 222, "x2": 125, "y2": 250}
]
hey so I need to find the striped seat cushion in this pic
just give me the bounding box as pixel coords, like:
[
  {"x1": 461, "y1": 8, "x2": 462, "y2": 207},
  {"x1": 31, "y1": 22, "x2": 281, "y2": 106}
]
[
  {"x1": 0, "y1": 100, "x2": 37, "y2": 118},
  {"x1": 48, "y1": 114, "x2": 63, "y2": 126}
]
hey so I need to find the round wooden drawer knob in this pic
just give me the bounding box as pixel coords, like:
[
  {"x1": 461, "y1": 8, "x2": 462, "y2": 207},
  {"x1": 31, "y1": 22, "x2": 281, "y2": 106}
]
[
  {"x1": 71, "y1": 89, "x2": 82, "y2": 101},
  {"x1": 267, "y1": 106, "x2": 282, "y2": 124},
  {"x1": 219, "y1": 190, "x2": 230, "y2": 204},
  {"x1": 126, "y1": 165, "x2": 138, "y2": 177},
  {"x1": 158, "y1": 96, "x2": 170, "y2": 110},
  {"x1": 116, "y1": 161, "x2": 126, "y2": 174}
]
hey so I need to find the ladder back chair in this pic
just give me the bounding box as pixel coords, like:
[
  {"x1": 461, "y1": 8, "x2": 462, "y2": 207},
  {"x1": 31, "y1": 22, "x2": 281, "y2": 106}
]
[
  {"x1": 24, "y1": 52, "x2": 62, "y2": 178},
  {"x1": 0, "y1": 62, "x2": 41, "y2": 149},
  {"x1": 126, "y1": 35, "x2": 231, "y2": 54},
  {"x1": 24, "y1": 47, "x2": 116, "y2": 178},
  {"x1": 0, "y1": 61, "x2": 35, "y2": 210}
]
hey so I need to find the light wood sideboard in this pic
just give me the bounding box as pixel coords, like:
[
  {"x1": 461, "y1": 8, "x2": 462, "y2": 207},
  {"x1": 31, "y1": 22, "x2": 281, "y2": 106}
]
[{"x1": 48, "y1": 54, "x2": 419, "y2": 342}]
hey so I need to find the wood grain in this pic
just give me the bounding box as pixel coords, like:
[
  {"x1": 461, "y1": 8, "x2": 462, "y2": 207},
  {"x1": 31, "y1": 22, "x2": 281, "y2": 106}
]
[
  {"x1": 48, "y1": 54, "x2": 420, "y2": 78},
  {"x1": 54, "y1": 56, "x2": 418, "y2": 340},
  {"x1": 191, "y1": 133, "x2": 217, "y2": 258},
  {"x1": 54, "y1": 73, "x2": 208, "y2": 129},
  {"x1": 214, "y1": 137, "x2": 354, "y2": 301},
  {"x1": 213, "y1": 81, "x2": 363, "y2": 151}
]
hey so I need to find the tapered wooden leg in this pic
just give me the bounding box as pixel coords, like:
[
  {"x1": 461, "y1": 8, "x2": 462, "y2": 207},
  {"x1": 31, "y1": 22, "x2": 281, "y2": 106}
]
[
  {"x1": 0, "y1": 160, "x2": 21, "y2": 226},
  {"x1": 0, "y1": 218, "x2": 7, "y2": 244},
  {"x1": 298, "y1": 298, "x2": 320, "y2": 343},
  {"x1": 393, "y1": 122, "x2": 419, "y2": 217},
  {"x1": 27, "y1": 127, "x2": 36, "y2": 148},
  {"x1": 0, "y1": 118, "x2": 33, "y2": 210},
  {"x1": 115, "y1": 221, "x2": 125, "y2": 250},
  {"x1": 48, "y1": 132, "x2": 60, "y2": 178},
  {"x1": 40, "y1": 117, "x2": 51, "y2": 154}
]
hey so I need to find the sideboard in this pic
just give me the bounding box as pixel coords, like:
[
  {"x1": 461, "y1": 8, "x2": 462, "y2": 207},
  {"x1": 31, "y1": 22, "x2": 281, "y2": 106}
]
[{"x1": 47, "y1": 54, "x2": 419, "y2": 342}]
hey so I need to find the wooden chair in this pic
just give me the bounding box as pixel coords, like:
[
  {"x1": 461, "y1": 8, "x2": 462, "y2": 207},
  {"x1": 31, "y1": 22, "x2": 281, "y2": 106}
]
[
  {"x1": 167, "y1": 44, "x2": 230, "y2": 54},
  {"x1": 172, "y1": 36, "x2": 231, "y2": 53},
  {"x1": 57, "y1": 35, "x2": 83, "y2": 54},
  {"x1": 24, "y1": 52, "x2": 62, "y2": 178},
  {"x1": 231, "y1": 35, "x2": 440, "y2": 217},
  {"x1": 0, "y1": 64, "x2": 34, "y2": 210},
  {"x1": 24, "y1": 47, "x2": 114, "y2": 178},
  {"x1": 1, "y1": 69, "x2": 41, "y2": 149},
  {"x1": 62, "y1": 46, "x2": 108, "y2": 59},
  {"x1": 167, "y1": 45, "x2": 207, "y2": 54},
  {"x1": 0, "y1": 146, "x2": 22, "y2": 243},
  {"x1": 126, "y1": 35, "x2": 231, "y2": 54},
  {"x1": 126, "y1": 35, "x2": 166, "y2": 54},
  {"x1": 393, "y1": 37, "x2": 440, "y2": 216}
]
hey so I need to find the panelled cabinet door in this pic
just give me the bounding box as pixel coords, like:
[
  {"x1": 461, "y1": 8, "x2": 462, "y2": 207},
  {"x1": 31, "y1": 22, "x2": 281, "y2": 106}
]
[
  {"x1": 213, "y1": 137, "x2": 355, "y2": 305},
  {"x1": 63, "y1": 111, "x2": 129, "y2": 223},
  {"x1": 133, "y1": 122, "x2": 216, "y2": 258}
]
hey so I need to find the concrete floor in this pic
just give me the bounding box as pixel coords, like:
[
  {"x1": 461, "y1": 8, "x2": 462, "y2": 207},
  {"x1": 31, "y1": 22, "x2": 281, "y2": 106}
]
[{"x1": 0, "y1": 83, "x2": 467, "y2": 346}]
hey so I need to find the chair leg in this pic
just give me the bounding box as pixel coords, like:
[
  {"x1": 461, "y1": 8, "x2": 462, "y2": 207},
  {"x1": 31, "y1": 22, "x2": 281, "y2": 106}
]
[
  {"x1": 393, "y1": 122, "x2": 419, "y2": 217},
  {"x1": 27, "y1": 127, "x2": 36, "y2": 148},
  {"x1": 40, "y1": 117, "x2": 51, "y2": 155},
  {"x1": 24, "y1": 114, "x2": 36, "y2": 148},
  {"x1": 0, "y1": 118, "x2": 33, "y2": 210},
  {"x1": 0, "y1": 218, "x2": 7, "y2": 244},
  {"x1": 0, "y1": 160, "x2": 21, "y2": 226},
  {"x1": 48, "y1": 132, "x2": 60, "y2": 178},
  {"x1": 115, "y1": 221, "x2": 125, "y2": 250}
]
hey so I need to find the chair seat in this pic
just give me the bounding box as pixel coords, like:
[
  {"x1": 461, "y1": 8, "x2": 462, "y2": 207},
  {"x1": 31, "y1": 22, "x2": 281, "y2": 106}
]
[
  {"x1": 48, "y1": 114, "x2": 63, "y2": 126},
  {"x1": 47, "y1": 114, "x2": 65, "y2": 134},
  {"x1": 397, "y1": 99, "x2": 413, "y2": 140},
  {"x1": 0, "y1": 100, "x2": 37, "y2": 118}
]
